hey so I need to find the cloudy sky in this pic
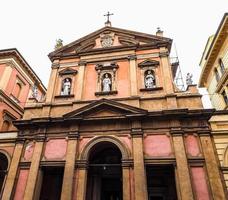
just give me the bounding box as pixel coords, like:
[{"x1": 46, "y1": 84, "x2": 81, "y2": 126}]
[{"x1": 1, "y1": 0, "x2": 227, "y2": 107}]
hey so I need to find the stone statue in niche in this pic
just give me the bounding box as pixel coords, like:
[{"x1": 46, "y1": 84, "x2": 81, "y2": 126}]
[
  {"x1": 102, "y1": 73, "x2": 112, "y2": 92},
  {"x1": 145, "y1": 70, "x2": 155, "y2": 88},
  {"x1": 31, "y1": 84, "x2": 38, "y2": 98},
  {"x1": 186, "y1": 73, "x2": 193, "y2": 85},
  {"x1": 61, "y1": 78, "x2": 71, "y2": 95}
]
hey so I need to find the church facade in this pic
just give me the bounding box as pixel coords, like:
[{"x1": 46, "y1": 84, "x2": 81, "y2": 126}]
[{"x1": 0, "y1": 23, "x2": 227, "y2": 200}]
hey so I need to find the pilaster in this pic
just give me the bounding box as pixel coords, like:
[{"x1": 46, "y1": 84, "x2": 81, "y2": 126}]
[
  {"x1": 171, "y1": 130, "x2": 194, "y2": 200},
  {"x1": 199, "y1": 131, "x2": 227, "y2": 200},
  {"x1": 159, "y1": 48, "x2": 174, "y2": 94},
  {"x1": 128, "y1": 55, "x2": 138, "y2": 96},
  {"x1": 1, "y1": 140, "x2": 24, "y2": 199},
  {"x1": 45, "y1": 62, "x2": 59, "y2": 103},
  {"x1": 76, "y1": 160, "x2": 88, "y2": 200},
  {"x1": 75, "y1": 61, "x2": 86, "y2": 100},
  {"x1": 23, "y1": 136, "x2": 45, "y2": 200},
  {"x1": 122, "y1": 160, "x2": 132, "y2": 200},
  {"x1": 131, "y1": 120, "x2": 148, "y2": 200},
  {"x1": 61, "y1": 131, "x2": 79, "y2": 200},
  {"x1": 0, "y1": 62, "x2": 13, "y2": 90}
]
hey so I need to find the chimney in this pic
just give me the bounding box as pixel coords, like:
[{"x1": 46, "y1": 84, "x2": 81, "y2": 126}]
[{"x1": 156, "y1": 27, "x2": 163, "y2": 37}]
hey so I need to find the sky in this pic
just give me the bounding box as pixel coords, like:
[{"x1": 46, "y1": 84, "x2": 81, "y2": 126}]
[{"x1": 0, "y1": 0, "x2": 227, "y2": 108}]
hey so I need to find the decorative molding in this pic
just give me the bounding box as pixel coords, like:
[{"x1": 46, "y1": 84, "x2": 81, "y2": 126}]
[
  {"x1": 95, "y1": 90, "x2": 118, "y2": 96},
  {"x1": 159, "y1": 51, "x2": 169, "y2": 57},
  {"x1": 55, "y1": 94, "x2": 75, "y2": 99},
  {"x1": 140, "y1": 87, "x2": 163, "y2": 92},
  {"x1": 127, "y1": 55, "x2": 137, "y2": 60},
  {"x1": 78, "y1": 61, "x2": 87, "y2": 66}
]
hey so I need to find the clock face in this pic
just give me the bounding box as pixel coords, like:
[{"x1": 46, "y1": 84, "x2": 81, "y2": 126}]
[{"x1": 101, "y1": 36, "x2": 113, "y2": 48}]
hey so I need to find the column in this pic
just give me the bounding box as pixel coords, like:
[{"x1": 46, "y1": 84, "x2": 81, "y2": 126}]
[
  {"x1": 61, "y1": 134, "x2": 78, "y2": 200},
  {"x1": 1, "y1": 141, "x2": 24, "y2": 199},
  {"x1": 75, "y1": 61, "x2": 86, "y2": 100},
  {"x1": 23, "y1": 139, "x2": 44, "y2": 200},
  {"x1": 172, "y1": 132, "x2": 194, "y2": 200},
  {"x1": 122, "y1": 160, "x2": 131, "y2": 200},
  {"x1": 159, "y1": 49, "x2": 174, "y2": 94},
  {"x1": 76, "y1": 160, "x2": 88, "y2": 200},
  {"x1": 128, "y1": 55, "x2": 138, "y2": 96},
  {"x1": 131, "y1": 120, "x2": 147, "y2": 200},
  {"x1": 200, "y1": 132, "x2": 227, "y2": 200}
]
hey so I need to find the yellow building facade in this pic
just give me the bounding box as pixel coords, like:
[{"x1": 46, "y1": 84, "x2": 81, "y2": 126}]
[{"x1": 199, "y1": 13, "x2": 228, "y2": 190}]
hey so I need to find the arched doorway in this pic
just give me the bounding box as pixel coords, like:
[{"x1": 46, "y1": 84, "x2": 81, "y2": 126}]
[
  {"x1": 0, "y1": 153, "x2": 9, "y2": 195},
  {"x1": 86, "y1": 141, "x2": 123, "y2": 200}
]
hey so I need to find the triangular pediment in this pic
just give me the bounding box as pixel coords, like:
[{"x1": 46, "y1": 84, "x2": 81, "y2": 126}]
[
  {"x1": 63, "y1": 98, "x2": 147, "y2": 119},
  {"x1": 138, "y1": 59, "x2": 160, "y2": 68},
  {"x1": 59, "y1": 67, "x2": 78, "y2": 76},
  {"x1": 49, "y1": 26, "x2": 172, "y2": 61}
]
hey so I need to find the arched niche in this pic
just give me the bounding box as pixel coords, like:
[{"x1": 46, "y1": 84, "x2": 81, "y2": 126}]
[
  {"x1": 80, "y1": 136, "x2": 130, "y2": 161},
  {"x1": 0, "y1": 151, "x2": 10, "y2": 194}
]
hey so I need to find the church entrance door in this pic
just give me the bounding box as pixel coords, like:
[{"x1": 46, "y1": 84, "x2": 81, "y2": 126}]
[{"x1": 86, "y1": 142, "x2": 123, "y2": 200}]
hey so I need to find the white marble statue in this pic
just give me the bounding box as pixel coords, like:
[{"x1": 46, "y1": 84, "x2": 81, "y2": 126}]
[
  {"x1": 145, "y1": 70, "x2": 155, "y2": 88},
  {"x1": 62, "y1": 78, "x2": 71, "y2": 95},
  {"x1": 186, "y1": 73, "x2": 193, "y2": 85},
  {"x1": 102, "y1": 74, "x2": 112, "y2": 92}
]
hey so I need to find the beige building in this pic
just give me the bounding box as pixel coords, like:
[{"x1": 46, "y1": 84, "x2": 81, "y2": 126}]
[{"x1": 199, "y1": 13, "x2": 228, "y2": 190}]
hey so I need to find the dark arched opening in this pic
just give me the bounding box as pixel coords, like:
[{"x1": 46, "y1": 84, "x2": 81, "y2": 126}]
[
  {"x1": 86, "y1": 142, "x2": 123, "y2": 200},
  {"x1": 0, "y1": 153, "x2": 8, "y2": 195}
]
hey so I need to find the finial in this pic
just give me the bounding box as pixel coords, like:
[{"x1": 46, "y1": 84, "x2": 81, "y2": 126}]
[
  {"x1": 156, "y1": 27, "x2": 163, "y2": 36},
  {"x1": 55, "y1": 39, "x2": 63, "y2": 50},
  {"x1": 104, "y1": 11, "x2": 114, "y2": 27}
]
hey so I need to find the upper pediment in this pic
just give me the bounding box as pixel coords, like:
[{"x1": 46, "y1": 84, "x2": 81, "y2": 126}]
[
  {"x1": 48, "y1": 26, "x2": 172, "y2": 61},
  {"x1": 63, "y1": 98, "x2": 147, "y2": 119}
]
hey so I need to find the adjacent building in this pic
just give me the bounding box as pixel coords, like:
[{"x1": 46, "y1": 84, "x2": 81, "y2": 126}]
[
  {"x1": 199, "y1": 13, "x2": 228, "y2": 191},
  {"x1": 0, "y1": 48, "x2": 46, "y2": 131},
  {"x1": 0, "y1": 21, "x2": 227, "y2": 199}
]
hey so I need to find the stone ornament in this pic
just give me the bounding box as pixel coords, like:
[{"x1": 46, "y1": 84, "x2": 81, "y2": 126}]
[{"x1": 100, "y1": 32, "x2": 114, "y2": 48}]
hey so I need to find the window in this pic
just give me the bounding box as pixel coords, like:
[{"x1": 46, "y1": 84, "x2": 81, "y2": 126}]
[
  {"x1": 13, "y1": 83, "x2": 22, "y2": 99},
  {"x1": 222, "y1": 91, "x2": 228, "y2": 105},
  {"x1": 0, "y1": 153, "x2": 8, "y2": 195},
  {"x1": 214, "y1": 68, "x2": 220, "y2": 82},
  {"x1": 61, "y1": 78, "x2": 72, "y2": 96},
  {"x1": 219, "y1": 58, "x2": 225, "y2": 74}
]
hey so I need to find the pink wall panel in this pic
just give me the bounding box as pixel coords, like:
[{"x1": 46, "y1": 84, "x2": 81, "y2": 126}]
[
  {"x1": 44, "y1": 139, "x2": 67, "y2": 160},
  {"x1": 144, "y1": 135, "x2": 172, "y2": 157},
  {"x1": 185, "y1": 135, "x2": 201, "y2": 157},
  {"x1": 23, "y1": 142, "x2": 35, "y2": 161},
  {"x1": 13, "y1": 169, "x2": 29, "y2": 200},
  {"x1": 191, "y1": 167, "x2": 210, "y2": 200}
]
